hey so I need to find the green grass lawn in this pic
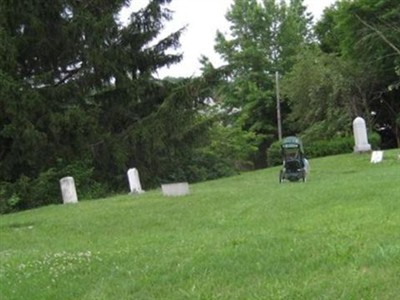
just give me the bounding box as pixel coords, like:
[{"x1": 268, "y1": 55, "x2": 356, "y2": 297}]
[{"x1": 1, "y1": 150, "x2": 399, "y2": 299}]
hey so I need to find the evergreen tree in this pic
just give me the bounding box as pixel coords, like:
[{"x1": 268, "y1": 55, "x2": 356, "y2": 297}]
[{"x1": 0, "y1": 0, "x2": 206, "y2": 211}]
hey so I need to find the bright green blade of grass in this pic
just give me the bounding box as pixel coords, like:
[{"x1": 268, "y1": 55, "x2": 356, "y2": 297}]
[{"x1": 1, "y1": 150, "x2": 399, "y2": 299}]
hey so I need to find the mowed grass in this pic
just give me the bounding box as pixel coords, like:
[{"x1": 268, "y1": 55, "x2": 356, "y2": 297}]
[{"x1": 1, "y1": 150, "x2": 399, "y2": 299}]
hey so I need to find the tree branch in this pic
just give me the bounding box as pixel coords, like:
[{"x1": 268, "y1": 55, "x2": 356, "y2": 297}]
[{"x1": 355, "y1": 14, "x2": 400, "y2": 55}]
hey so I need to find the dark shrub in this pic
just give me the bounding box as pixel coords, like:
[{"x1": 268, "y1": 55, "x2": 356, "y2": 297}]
[
  {"x1": 267, "y1": 132, "x2": 381, "y2": 168},
  {"x1": 0, "y1": 160, "x2": 107, "y2": 214},
  {"x1": 267, "y1": 140, "x2": 282, "y2": 167}
]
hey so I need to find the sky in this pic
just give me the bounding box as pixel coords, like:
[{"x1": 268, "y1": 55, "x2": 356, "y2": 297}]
[{"x1": 121, "y1": 0, "x2": 337, "y2": 78}]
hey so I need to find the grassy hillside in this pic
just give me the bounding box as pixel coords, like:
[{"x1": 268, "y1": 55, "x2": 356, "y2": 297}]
[{"x1": 1, "y1": 150, "x2": 399, "y2": 299}]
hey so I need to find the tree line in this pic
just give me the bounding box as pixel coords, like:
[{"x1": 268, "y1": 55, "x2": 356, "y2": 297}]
[{"x1": 1, "y1": 0, "x2": 399, "y2": 213}]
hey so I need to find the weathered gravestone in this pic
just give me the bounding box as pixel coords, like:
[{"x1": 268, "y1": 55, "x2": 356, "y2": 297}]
[
  {"x1": 370, "y1": 151, "x2": 384, "y2": 163},
  {"x1": 60, "y1": 176, "x2": 78, "y2": 204},
  {"x1": 161, "y1": 182, "x2": 190, "y2": 197},
  {"x1": 127, "y1": 168, "x2": 144, "y2": 194},
  {"x1": 353, "y1": 117, "x2": 371, "y2": 153},
  {"x1": 303, "y1": 158, "x2": 310, "y2": 175}
]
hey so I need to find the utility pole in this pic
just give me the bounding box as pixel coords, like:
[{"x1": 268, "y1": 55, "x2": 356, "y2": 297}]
[{"x1": 275, "y1": 71, "x2": 282, "y2": 141}]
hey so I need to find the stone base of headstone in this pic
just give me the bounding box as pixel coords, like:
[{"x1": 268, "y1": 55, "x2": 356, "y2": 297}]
[
  {"x1": 129, "y1": 189, "x2": 145, "y2": 195},
  {"x1": 161, "y1": 182, "x2": 190, "y2": 197},
  {"x1": 354, "y1": 144, "x2": 371, "y2": 153},
  {"x1": 60, "y1": 176, "x2": 78, "y2": 204}
]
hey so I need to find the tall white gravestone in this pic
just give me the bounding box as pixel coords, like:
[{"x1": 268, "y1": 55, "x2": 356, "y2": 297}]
[
  {"x1": 353, "y1": 117, "x2": 371, "y2": 152},
  {"x1": 60, "y1": 176, "x2": 78, "y2": 204},
  {"x1": 127, "y1": 168, "x2": 144, "y2": 194}
]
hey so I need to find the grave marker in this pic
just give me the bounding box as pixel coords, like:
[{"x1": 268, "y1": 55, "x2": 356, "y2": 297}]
[
  {"x1": 60, "y1": 176, "x2": 78, "y2": 204},
  {"x1": 370, "y1": 151, "x2": 383, "y2": 163},
  {"x1": 353, "y1": 117, "x2": 371, "y2": 153},
  {"x1": 127, "y1": 168, "x2": 144, "y2": 194},
  {"x1": 161, "y1": 182, "x2": 190, "y2": 197}
]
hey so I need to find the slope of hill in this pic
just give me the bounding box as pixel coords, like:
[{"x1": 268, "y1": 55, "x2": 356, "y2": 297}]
[{"x1": 1, "y1": 150, "x2": 399, "y2": 299}]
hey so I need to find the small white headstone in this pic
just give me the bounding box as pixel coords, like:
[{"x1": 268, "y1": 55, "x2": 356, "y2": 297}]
[
  {"x1": 303, "y1": 158, "x2": 310, "y2": 175},
  {"x1": 127, "y1": 168, "x2": 144, "y2": 194},
  {"x1": 370, "y1": 151, "x2": 383, "y2": 163},
  {"x1": 60, "y1": 176, "x2": 78, "y2": 204},
  {"x1": 161, "y1": 182, "x2": 190, "y2": 197},
  {"x1": 353, "y1": 117, "x2": 371, "y2": 152}
]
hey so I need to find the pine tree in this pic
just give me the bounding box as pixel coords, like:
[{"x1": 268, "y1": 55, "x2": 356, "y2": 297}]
[{"x1": 0, "y1": 0, "x2": 195, "y2": 211}]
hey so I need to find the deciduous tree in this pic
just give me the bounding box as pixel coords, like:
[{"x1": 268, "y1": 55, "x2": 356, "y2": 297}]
[{"x1": 211, "y1": 0, "x2": 312, "y2": 167}]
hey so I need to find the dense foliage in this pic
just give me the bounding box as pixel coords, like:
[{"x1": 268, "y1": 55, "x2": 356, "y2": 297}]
[
  {"x1": 211, "y1": 0, "x2": 313, "y2": 168},
  {"x1": 0, "y1": 0, "x2": 247, "y2": 213},
  {"x1": 1, "y1": 0, "x2": 398, "y2": 213},
  {"x1": 205, "y1": 0, "x2": 398, "y2": 169},
  {"x1": 313, "y1": 0, "x2": 400, "y2": 143}
]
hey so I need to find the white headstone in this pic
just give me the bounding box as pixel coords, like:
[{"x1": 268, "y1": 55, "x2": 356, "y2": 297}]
[
  {"x1": 161, "y1": 182, "x2": 190, "y2": 197},
  {"x1": 303, "y1": 158, "x2": 310, "y2": 175},
  {"x1": 60, "y1": 176, "x2": 78, "y2": 204},
  {"x1": 370, "y1": 151, "x2": 383, "y2": 163},
  {"x1": 353, "y1": 117, "x2": 371, "y2": 152},
  {"x1": 127, "y1": 168, "x2": 144, "y2": 194}
]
